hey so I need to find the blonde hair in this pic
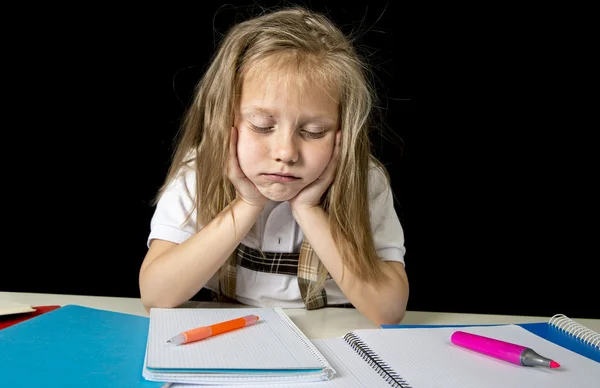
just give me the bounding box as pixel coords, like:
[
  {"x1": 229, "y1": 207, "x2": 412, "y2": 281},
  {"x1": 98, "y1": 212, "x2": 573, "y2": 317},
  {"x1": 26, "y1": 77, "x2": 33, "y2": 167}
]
[{"x1": 157, "y1": 6, "x2": 394, "y2": 300}]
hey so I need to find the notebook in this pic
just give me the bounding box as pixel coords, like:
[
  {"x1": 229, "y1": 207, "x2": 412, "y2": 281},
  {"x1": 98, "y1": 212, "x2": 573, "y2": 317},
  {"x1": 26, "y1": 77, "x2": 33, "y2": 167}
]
[
  {"x1": 0, "y1": 300, "x2": 35, "y2": 316},
  {"x1": 164, "y1": 337, "x2": 409, "y2": 388},
  {"x1": 142, "y1": 307, "x2": 335, "y2": 385},
  {"x1": 162, "y1": 323, "x2": 600, "y2": 388},
  {"x1": 0, "y1": 305, "x2": 61, "y2": 330},
  {"x1": 0, "y1": 304, "x2": 163, "y2": 388},
  {"x1": 381, "y1": 313, "x2": 600, "y2": 364}
]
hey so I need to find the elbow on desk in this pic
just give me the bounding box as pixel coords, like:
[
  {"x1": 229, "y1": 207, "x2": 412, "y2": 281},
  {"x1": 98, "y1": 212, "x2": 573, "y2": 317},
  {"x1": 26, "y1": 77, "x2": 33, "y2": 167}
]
[
  {"x1": 371, "y1": 308, "x2": 407, "y2": 326},
  {"x1": 141, "y1": 298, "x2": 180, "y2": 313},
  {"x1": 364, "y1": 296, "x2": 408, "y2": 326},
  {"x1": 139, "y1": 277, "x2": 188, "y2": 312},
  {"x1": 139, "y1": 291, "x2": 183, "y2": 313}
]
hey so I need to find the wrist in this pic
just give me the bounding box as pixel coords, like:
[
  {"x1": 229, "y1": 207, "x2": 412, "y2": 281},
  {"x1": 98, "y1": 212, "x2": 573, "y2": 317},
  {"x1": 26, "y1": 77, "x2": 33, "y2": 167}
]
[
  {"x1": 291, "y1": 203, "x2": 324, "y2": 222},
  {"x1": 235, "y1": 197, "x2": 267, "y2": 213}
]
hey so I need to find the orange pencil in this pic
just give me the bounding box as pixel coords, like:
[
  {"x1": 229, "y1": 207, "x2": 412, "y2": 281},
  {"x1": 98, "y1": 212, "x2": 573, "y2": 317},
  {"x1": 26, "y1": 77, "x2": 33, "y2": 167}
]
[{"x1": 166, "y1": 315, "x2": 260, "y2": 345}]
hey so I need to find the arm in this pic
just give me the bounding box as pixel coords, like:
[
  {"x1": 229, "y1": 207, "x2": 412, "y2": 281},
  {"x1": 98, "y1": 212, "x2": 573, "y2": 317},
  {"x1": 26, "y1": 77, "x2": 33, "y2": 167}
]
[
  {"x1": 292, "y1": 206, "x2": 409, "y2": 326},
  {"x1": 139, "y1": 199, "x2": 264, "y2": 311},
  {"x1": 289, "y1": 132, "x2": 408, "y2": 325},
  {"x1": 140, "y1": 127, "x2": 267, "y2": 311}
]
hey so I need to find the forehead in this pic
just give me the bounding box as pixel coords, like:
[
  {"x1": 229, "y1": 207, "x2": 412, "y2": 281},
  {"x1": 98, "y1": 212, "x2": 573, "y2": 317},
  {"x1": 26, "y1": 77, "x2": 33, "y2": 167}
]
[{"x1": 239, "y1": 55, "x2": 339, "y2": 110}]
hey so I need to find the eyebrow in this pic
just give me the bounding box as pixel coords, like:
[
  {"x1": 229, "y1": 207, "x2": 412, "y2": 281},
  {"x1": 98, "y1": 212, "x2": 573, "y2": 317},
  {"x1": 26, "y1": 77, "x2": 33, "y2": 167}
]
[
  {"x1": 240, "y1": 106, "x2": 275, "y2": 116},
  {"x1": 240, "y1": 106, "x2": 336, "y2": 125}
]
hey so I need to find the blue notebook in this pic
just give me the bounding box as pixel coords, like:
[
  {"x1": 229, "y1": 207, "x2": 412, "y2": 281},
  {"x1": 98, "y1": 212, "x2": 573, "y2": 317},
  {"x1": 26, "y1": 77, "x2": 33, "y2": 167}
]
[
  {"x1": 381, "y1": 313, "x2": 600, "y2": 364},
  {"x1": 0, "y1": 304, "x2": 164, "y2": 388}
]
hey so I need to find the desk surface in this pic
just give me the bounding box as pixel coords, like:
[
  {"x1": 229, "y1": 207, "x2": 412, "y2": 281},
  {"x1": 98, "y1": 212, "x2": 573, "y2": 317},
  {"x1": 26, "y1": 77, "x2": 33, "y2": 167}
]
[{"x1": 2, "y1": 291, "x2": 599, "y2": 338}]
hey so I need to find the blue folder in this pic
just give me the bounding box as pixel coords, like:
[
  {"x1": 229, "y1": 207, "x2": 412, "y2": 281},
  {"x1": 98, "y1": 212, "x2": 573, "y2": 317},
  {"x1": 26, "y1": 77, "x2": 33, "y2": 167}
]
[
  {"x1": 380, "y1": 321, "x2": 599, "y2": 364},
  {"x1": 0, "y1": 304, "x2": 164, "y2": 388}
]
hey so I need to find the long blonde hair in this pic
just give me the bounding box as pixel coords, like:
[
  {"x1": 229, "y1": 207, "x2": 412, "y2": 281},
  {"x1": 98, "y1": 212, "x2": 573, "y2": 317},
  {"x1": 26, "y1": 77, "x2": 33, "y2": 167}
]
[{"x1": 157, "y1": 6, "x2": 394, "y2": 300}]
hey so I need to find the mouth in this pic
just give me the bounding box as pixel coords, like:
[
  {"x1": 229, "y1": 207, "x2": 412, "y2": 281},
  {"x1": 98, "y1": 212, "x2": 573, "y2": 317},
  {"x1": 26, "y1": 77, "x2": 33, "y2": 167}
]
[{"x1": 262, "y1": 173, "x2": 301, "y2": 182}]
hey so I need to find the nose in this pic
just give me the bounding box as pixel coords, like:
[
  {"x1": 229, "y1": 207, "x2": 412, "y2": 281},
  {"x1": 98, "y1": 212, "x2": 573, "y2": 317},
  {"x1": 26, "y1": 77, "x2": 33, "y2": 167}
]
[{"x1": 271, "y1": 130, "x2": 299, "y2": 164}]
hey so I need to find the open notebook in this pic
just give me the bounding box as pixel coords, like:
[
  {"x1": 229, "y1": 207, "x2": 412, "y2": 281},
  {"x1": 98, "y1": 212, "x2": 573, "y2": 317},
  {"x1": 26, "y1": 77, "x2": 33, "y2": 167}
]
[
  {"x1": 160, "y1": 323, "x2": 600, "y2": 388},
  {"x1": 142, "y1": 307, "x2": 335, "y2": 385}
]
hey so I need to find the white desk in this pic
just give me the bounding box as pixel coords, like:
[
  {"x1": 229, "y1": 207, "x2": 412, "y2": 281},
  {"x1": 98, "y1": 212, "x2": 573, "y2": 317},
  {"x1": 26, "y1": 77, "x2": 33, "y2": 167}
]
[{"x1": 2, "y1": 291, "x2": 599, "y2": 338}]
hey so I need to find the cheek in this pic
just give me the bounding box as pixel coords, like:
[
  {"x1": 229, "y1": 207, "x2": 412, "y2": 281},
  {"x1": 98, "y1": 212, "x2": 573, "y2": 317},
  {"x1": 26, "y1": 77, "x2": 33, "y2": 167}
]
[
  {"x1": 307, "y1": 141, "x2": 335, "y2": 173},
  {"x1": 236, "y1": 131, "x2": 263, "y2": 168}
]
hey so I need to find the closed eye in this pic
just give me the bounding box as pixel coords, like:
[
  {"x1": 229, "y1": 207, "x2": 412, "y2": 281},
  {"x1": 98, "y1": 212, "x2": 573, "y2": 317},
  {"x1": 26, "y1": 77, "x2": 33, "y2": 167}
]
[
  {"x1": 248, "y1": 123, "x2": 274, "y2": 133},
  {"x1": 248, "y1": 122, "x2": 326, "y2": 139},
  {"x1": 301, "y1": 130, "x2": 326, "y2": 139}
]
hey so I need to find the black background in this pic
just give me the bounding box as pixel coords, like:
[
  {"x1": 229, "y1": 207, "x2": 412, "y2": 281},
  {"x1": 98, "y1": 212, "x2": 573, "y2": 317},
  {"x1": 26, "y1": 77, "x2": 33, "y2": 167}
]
[{"x1": 3, "y1": 1, "x2": 597, "y2": 319}]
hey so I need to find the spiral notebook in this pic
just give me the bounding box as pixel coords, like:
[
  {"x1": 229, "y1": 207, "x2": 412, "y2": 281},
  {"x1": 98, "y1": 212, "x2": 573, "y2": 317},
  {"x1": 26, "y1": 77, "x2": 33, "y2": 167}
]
[
  {"x1": 142, "y1": 307, "x2": 335, "y2": 385},
  {"x1": 163, "y1": 321, "x2": 599, "y2": 388},
  {"x1": 382, "y1": 313, "x2": 600, "y2": 364},
  {"x1": 164, "y1": 335, "x2": 410, "y2": 388}
]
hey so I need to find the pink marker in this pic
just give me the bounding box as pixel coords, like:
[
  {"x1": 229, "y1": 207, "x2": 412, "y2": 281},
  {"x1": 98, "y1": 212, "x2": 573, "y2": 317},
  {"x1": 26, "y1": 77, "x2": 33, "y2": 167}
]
[{"x1": 450, "y1": 331, "x2": 561, "y2": 368}]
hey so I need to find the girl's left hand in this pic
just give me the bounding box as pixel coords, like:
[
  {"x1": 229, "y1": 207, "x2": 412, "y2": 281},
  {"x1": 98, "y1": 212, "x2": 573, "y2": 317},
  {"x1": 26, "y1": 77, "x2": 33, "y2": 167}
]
[{"x1": 289, "y1": 131, "x2": 341, "y2": 212}]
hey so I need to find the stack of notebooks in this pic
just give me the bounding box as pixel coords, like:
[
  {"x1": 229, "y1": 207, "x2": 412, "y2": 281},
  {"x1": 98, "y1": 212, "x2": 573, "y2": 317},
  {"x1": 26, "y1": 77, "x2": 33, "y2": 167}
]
[
  {"x1": 143, "y1": 307, "x2": 336, "y2": 385},
  {"x1": 0, "y1": 303, "x2": 598, "y2": 387}
]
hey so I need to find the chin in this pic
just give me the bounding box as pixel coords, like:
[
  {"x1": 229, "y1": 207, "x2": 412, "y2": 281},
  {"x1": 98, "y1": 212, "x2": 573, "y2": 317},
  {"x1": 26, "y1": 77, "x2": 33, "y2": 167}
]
[
  {"x1": 258, "y1": 186, "x2": 302, "y2": 202},
  {"x1": 263, "y1": 191, "x2": 298, "y2": 202}
]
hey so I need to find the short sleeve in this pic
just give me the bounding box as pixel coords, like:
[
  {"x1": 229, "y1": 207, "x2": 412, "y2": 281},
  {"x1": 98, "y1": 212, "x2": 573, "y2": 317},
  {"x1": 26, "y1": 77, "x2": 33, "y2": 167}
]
[
  {"x1": 147, "y1": 167, "x2": 199, "y2": 247},
  {"x1": 368, "y1": 163, "x2": 407, "y2": 266}
]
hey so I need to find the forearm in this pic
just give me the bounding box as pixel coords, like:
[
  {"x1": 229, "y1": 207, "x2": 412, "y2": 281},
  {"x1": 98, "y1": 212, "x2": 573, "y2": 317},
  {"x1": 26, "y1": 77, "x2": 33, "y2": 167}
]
[
  {"x1": 293, "y1": 206, "x2": 409, "y2": 325},
  {"x1": 140, "y1": 199, "x2": 264, "y2": 309}
]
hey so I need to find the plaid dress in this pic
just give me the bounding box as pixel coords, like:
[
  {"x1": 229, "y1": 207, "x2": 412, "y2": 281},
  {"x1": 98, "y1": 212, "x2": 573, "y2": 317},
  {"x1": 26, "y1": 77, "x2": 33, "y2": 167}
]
[{"x1": 216, "y1": 240, "x2": 329, "y2": 310}]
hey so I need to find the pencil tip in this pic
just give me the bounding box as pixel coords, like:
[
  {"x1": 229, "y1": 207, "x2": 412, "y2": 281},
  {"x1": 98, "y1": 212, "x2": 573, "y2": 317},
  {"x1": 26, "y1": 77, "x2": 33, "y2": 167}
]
[{"x1": 550, "y1": 360, "x2": 560, "y2": 368}]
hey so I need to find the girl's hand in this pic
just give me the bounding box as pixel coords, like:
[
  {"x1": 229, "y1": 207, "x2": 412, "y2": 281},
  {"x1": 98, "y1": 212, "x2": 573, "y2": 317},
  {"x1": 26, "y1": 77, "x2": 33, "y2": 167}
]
[
  {"x1": 290, "y1": 131, "x2": 341, "y2": 212},
  {"x1": 226, "y1": 127, "x2": 268, "y2": 208}
]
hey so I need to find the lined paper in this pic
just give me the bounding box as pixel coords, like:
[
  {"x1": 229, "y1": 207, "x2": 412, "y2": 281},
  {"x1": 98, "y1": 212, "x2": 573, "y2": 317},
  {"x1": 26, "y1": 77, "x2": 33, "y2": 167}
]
[
  {"x1": 165, "y1": 339, "x2": 394, "y2": 388},
  {"x1": 352, "y1": 324, "x2": 600, "y2": 388},
  {"x1": 147, "y1": 307, "x2": 325, "y2": 371}
]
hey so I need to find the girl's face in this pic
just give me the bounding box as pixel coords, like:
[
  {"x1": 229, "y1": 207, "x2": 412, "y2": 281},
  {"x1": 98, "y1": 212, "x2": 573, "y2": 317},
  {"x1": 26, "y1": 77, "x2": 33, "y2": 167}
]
[{"x1": 234, "y1": 67, "x2": 339, "y2": 202}]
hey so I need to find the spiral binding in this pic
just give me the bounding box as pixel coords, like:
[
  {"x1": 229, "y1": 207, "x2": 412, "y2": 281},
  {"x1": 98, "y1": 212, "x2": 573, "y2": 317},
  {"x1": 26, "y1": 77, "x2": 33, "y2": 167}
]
[
  {"x1": 274, "y1": 309, "x2": 336, "y2": 380},
  {"x1": 549, "y1": 314, "x2": 600, "y2": 349},
  {"x1": 343, "y1": 332, "x2": 413, "y2": 388}
]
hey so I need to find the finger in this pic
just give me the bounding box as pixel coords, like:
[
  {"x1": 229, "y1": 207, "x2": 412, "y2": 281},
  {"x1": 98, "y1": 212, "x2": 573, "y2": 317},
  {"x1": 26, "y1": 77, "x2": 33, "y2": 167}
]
[
  {"x1": 226, "y1": 127, "x2": 242, "y2": 176},
  {"x1": 229, "y1": 126, "x2": 237, "y2": 161},
  {"x1": 319, "y1": 131, "x2": 342, "y2": 181},
  {"x1": 333, "y1": 130, "x2": 341, "y2": 161}
]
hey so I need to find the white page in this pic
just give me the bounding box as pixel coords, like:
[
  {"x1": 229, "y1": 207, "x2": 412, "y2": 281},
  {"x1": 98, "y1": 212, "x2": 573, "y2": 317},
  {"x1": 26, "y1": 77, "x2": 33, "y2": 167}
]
[
  {"x1": 146, "y1": 308, "x2": 328, "y2": 372},
  {"x1": 164, "y1": 339, "x2": 395, "y2": 388},
  {"x1": 351, "y1": 325, "x2": 600, "y2": 388},
  {"x1": 315, "y1": 339, "x2": 408, "y2": 387}
]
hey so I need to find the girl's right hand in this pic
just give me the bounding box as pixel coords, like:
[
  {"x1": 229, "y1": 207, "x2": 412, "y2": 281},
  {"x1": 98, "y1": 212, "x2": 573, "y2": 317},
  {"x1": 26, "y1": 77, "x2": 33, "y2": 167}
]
[{"x1": 226, "y1": 126, "x2": 268, "y2": 208}]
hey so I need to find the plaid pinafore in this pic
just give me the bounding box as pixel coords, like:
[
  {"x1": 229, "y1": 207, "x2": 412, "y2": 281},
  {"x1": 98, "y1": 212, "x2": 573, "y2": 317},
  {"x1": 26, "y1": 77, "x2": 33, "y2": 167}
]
[{"x1": 216, "y1": 240, "x2": 328, "y2": 310}]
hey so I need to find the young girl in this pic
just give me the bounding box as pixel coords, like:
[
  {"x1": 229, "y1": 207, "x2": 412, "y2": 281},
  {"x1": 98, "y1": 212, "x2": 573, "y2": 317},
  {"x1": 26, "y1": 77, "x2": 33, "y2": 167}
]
[{"x1": 139, "y1": 6, "x2": 409, "y2": 325}]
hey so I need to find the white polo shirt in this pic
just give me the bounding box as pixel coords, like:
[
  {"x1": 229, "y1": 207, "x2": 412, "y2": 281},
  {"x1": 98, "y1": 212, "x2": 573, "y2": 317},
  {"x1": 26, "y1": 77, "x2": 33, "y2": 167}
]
[{"x1": 147, "y1": 162, "x2": 406, "y2": 308}]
